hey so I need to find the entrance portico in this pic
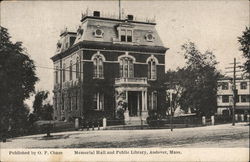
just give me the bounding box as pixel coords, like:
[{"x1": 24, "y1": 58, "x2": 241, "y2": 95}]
[{"x1": 115, "y1": 77, "x2": 149, "y2": 122}]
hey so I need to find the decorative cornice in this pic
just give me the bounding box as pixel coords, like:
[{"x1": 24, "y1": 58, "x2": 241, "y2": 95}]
[{"x1": 51, "y1": 40, "x2": 168, "y2": 62}]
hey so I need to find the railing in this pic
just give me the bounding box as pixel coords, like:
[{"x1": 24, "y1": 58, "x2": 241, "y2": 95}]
[
  {"x1": 81, "y1": 9, "x2": 156, "y2": 23},
  {"x1": 115, "y1": 77, "x2": 147, "y2": 85},
  {"x1": 62, "y1": 79, "x2": 79, "y2": 89}
]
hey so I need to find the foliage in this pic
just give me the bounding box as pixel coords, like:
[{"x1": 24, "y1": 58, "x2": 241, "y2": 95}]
[
  {"x1": 146, "y1": 109, "x2": 165, "y2": 127},
  {"x1": 33, "y1": 90, "x2": 53, "y2": 120},
  {"x1": 166, "y1": 42, "x2": 220, "y2": 116},
  {"x1": 33, "y1": 90, "x2": 49, "y2": 116},
  {"x1": 165, "y1": 69, "x2": 184, "y2": 115},
  {"x1": 116, "y1": 102, "x2": 125, "y2": 120},
  {"x1": 238, "y1": 27, "x2": 250, "y2": 74},
  {"x1": 0, "y1": 26, "x2": 38, "y2": 136}
]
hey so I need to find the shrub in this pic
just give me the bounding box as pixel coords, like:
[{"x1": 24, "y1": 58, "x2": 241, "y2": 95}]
[{"x1": 146, "y1": 110, "x2": 165, "y2": 127}]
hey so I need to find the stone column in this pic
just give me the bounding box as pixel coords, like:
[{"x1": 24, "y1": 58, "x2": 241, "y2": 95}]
[
  {"x1": 211, "y1": 116, "x2": 215, "y2": 125},
  {"x1": 202, "y1": 116, "x2": 206, "y2": 125},
  {"x1": 141, "y1": 91, "x2": 148, "y2": 120},
  {"x1": 75, "y1": 118, "x2": 79, "y2": 130},
  {"x1": 241, "y1": 114, "x2": 244, "y2": 122},
  {"x1": 235, "y1": 114, "x2": 238, "y2": 122},
  {"x1": 126, "y1": 91, "x2": 128, "y2": 102},
  {"x1": 142, "y1": 91, "x2": 145, "y2": 111},
  {"x1": 145, "y1": 91, "x2": 147, "y2": 111},
  {"x1": 103, "y1": 118, "x2": 107, "y2": 129}
]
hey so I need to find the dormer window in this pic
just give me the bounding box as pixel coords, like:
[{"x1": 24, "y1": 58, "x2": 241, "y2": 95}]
[
  {"x1": 121, "y1": 29, "x2": 126, "y2": 42},
  {"x1": 94, "y1": 29, "x2": 104, "y2": 38},
  {"x1": 127, "y1": 30, "x2": 132, "y2": 42},
  {"x1": 120, "y1": 29, "x2": 133, "y2": 42},
  {"x1": 145, "y1": 33, "x2": 155, "y2": 42}
]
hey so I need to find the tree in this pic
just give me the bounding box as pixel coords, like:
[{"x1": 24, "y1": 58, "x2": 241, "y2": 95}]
[
  {"x1": 33, "y1": 90, "x2": 53, "y2": 120},
  {"x1": 238, "y1": 27, "x2": 250, "y2": 74},
  {"x1": 165, "y1": 69, "x2": 185, "y2": 115},
  {"x1": 0, "y1": 26, "x2": 38, "y2": 135},
  {"x1": 33, "y1": 90, "x2": 49, "y2": 117},
  {"x1": 166, "y1": 42, "x2": 220, "y2": 116}
]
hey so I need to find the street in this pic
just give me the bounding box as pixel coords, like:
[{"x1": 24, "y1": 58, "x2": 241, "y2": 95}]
[{"x1": 1, "y1": 123, "x2": 249, "y2": 148}]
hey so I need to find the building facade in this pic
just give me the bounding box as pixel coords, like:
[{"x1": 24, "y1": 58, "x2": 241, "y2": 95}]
[
  {"x1": 51, "y1": 11, "x2": 168, "y2": 122},
  {"x1": 217, "y1": 77, "x2": 250, "y2": 115}
]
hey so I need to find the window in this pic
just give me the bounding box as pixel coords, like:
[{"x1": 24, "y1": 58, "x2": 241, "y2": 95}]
[
  {"x1": 148, "y1": 91, "x2": 157, "y2": 110},
  {"x1": 69, "y1": 61, "x2": 73, "y2": 80},
  {"x1": 55, "y1": 67, "x2": 59, "y2": 84},
  {"x1": 152, "y1": 92, "x2": 157, "y2": 110},
  {"x1": 147, "y1": 58, "x2": 157, "y2": 80},
  {"x1": 127, "y1": 30, "x2": 132, "y2": 42},
  {"x1": 69, "y1": 96, "x2": 72, "y2": 111},
  {"x1": 92, "y1": 54, "x2": 104, "y2": 79},
  {"x1": 145, "y1": 33, "x2": 155, "y2": 42},
  {"x1": 75, "y1": 91, "x2": 78, "y2": 110},
  {"x1": 120, "y1": 29, "x2": 133, "y2": 42},
  {"x1": 119, "y1": 56, "x2": 134, "y2": 78},
  {"x1": 62, "y1": 64, "x2": 66, "y2": 82},
  {"x1": 120, "y1": 29, "x2": 126, "y2": 42},
  {"x1": 222, "y1": 95, "x2": 229, "y2": 103},
  {"x1": 62, "y1": 95, "x2": 64, "y2": 110},
  {"x1": 94, "y1": 29, "x2": 104, "y2": 38},
  {"x1": 240, "y1": 82, "x2": 247, "y2": 89},
  {"x1": 235, "y1": 95, "x2": 239, "y2": 103},
  {"x1": 76, "y1": 58, "x2": 80, "y2": 78},
  {"x1": 221, "y1": 82, "x2": 229, "y2": 90},
  {"x1": 92, "y1": 92, "x2": 104, "y2": 110},
  {"x1": 241, "y1": 95, "x2": 250, "y2": 103}
]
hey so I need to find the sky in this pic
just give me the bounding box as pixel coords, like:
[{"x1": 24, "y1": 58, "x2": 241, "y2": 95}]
[{"x1": 1, "y1": 0, "x2": 249, "y2": 108}]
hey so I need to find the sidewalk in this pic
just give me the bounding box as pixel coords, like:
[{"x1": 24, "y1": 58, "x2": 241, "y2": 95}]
[{"x1": 1, "y1": 123, "x2": 249, "y2": 148}]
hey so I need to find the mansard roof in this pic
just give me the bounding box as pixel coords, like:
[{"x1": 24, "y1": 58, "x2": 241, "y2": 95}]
[
  {"x1": 73, "y1": 17, "x2": 164, "y2": 46},
  {"x1": 52, "y1": 11, "x2": 167, "y2": 61}
]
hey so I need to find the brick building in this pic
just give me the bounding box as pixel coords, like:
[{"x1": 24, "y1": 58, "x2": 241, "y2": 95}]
[
  {"x1": 51, "y1": 11, "x2": 168, "y2": 123},
  {"x1": 217, "y1": 77, "x2": 250, "y2": 115}
]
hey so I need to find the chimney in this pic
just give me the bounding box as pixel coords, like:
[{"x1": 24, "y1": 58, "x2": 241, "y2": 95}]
[
  {"x1": 127, "y1": 15, "x2": 134, "y2": 21},
  {"x1": 93, "y1": 11, "x2": 100, "y2": 17}
]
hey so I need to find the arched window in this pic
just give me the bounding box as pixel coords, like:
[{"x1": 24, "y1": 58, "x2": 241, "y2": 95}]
[
  {"x1": 119, "y1": 54, "x2": 135, "y2": 78},
  {"x1": 62, "y1": 64, "x2": 66, "y2": 82},
  {"x1": 92, "y1": 52, "x2": 105, "y2": 79},
  {"x1": 147, "y1": 56, "x2": 158, "y2": 80},
  {"x1": 69, "y1": 61, "x2": 73, "y2": 80},
  {"x1": 76, "y1": 57, "x2": 80, "y2": 79}
]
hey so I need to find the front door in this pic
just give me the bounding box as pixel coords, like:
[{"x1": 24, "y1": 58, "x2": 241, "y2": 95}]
[{"x1": 128, "y1": 91, "x2": 141, "y2": 116}]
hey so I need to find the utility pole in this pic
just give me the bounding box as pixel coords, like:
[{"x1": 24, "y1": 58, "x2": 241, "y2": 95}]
[
  {"x1": 232, "y1": 58, "x2": 236, "y2": 126},
  {"x1": 225, "y1": 58, "x2": 242, "y2": 126},
  {"x1": 170, "y1": 91, "x2": 173, "y2": 131}
]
